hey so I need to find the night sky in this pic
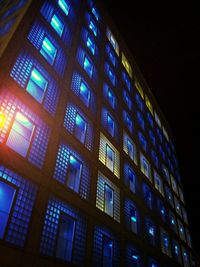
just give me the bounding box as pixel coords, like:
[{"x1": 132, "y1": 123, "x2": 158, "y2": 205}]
[{"x1": 103, "y1": 1, "x2": 200, "y2": 256}]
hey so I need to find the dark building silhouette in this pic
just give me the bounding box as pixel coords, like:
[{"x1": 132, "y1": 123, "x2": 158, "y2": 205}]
[{"x1": 0, "y1": 0, "x2": 194, "y2": 266}]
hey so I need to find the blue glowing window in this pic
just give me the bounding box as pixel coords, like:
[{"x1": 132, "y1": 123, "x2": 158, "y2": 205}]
[
  {"x1": 124, "y1": 112, "x2": 133, "y2": 133},
  {"x1": 131, "y1": 252, "x2": 139, "y2": 267},
  {"x1": 108, "y1": 67, "x2": 115, "y2": 86},
  {"x1": 157, "y1": 199, "x2": 166, "y2": 220},
  {"x1": 128, "y1": 168, "x2": 136, "y2": 193},
  {"x1": 138, "y1": 132, "x2": 147, "y2": 152},
  {"x1": 26, "y1": 68, "x2": 48, "y2": 103},
  {"x1": 130, "y1": 206, "x2": 137, "y2": 223},
  {"x1": 56, "y1": 214, "x2": 75, "y2": 262},
  {"x1": 107, "y1": 113, "x2": 115, "y2": 137},
  {"x1": 58, "y1": 0, "x2": 70, "y2": 16},
  {"x1": 79, "y1": 81, "x2": 91, "y2": 107},
  {"x1": 89, "y1": 19, "x2": 97, "y2": 36},
  {"x1": 143, "y1": 184, "x2": 153, "y2": 209},
  {"x1": 92, "y1": 7, "x2": 99, "y2": 21},
  {"x1": 137, "y1": 111, "x2": 145, "y2": 130},
  {"x1": 136, "y1": 93, "x2": 144, "y2": 111},
  {"x1": 106, "y1": 144, "x2": 115, "y2": 172},
  {"x1": 127, "y1": 139, "x2": 134, "y2": 160},
  {"x1": 66, "y1": 155, "x2": 82, "y2": 193},
  {"x1": 50, "y1": 14, "x2": 64, "y2": 36},
  {"x1": 149, "y1": 130, "x2": 156, "y2": 146},
  {"x1": 147, "y1": 111, "x2": 154, "y2": 128},
  {"x1": 0, "y1": 181, "x2": 16, "y2": 239},
  {"x1": 74, "y1": 113, "x2": 87, "y2": 144},
  {"x1": 83, "y1": 56, "x2": 93, "y2": 77},
  {"x1": 104, "y1": 184, "x2": 114, "y2": 217},
  {"x1": 106, "y1": 45, "x2": 116, "y2": 67},
  {"x1": 106, "y1": 87, "x2": 115, "y2": 109},
  {"x1": 86, "y1": 34, "x2": 95, "y2": 55},
  {"x1": 103, "y1": 236, "x2": 113, "y2": 267},
  {"x1": 123, "y1": 90, "x2": 132, "y2": 110},
  {"x1": 6, "y1": 112, "x2": 35, "y2": 157},
  {"x1": 122, "y1": 71, "x2": 131, "y2": 91},
  {"x1": 40, "y1": 36, "x2": 57, "y2": 65}
]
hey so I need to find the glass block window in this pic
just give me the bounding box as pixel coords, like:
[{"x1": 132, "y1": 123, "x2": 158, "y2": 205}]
[
  {"x1": 147, "y1": 111, "x2": 154, "y2": 128},
  {"x1": 140, "y1": 153, "x2": 152, "y2": 182},
  {"x1": 53, "y1": 143, "x2": 90, "y2": 200},
  {"x1": 40, "y1": 197, "x2": 86, "y2": 266},
  {"x1": 160, "y1": 228, "x2": 171, "y2": 257},
  {"x1": 123, "y1": 132, "x2": 137, "y2": 164},
  {"x1": 27, "y1": 21, "x2": 67, "y2": 76},
  {"x1": 174, "y1": 196, "x2": 182, "y2": 217},
  {"x1": 138, "y1": 132, "x2": 147, "y2": 152},
  {"x1": 103, "y1": 83, "x2": 117, "y2": 110},
  {"x1": 172, "y1": 240, "x2": 182, "y2": 265},
  {"x1": 136, "y1": 93, "x2": 144, "y2": 112},
  {"x1": 157, "y1": 199, "x2": 166, "y2": 221},
  {"x1": 102, "y1": 108, "x2": 118, "y2": 140},
  {"x1": 106, "y1": 28, "x2": 119, "y2": 56},
  {"x1": 0, "y1": 165, "x2": 37, "y2": 247},
  {"x1": 170, "y1": 175, "x2": 179, "y2": 195},
  {"x1": 122, "y1": 52, "x2": 132, "y2": 78},
  {"x1": 162, "y1": 164, "x2": 170, "y2": 184},
  {"x1": 123, "y1": 110, "x2": 133, "y2": 134},
  {"x1": 64, "y1": 103, "x2": 93, "y2": 150},
  {"x1": 105, "y1": 62, "x2": 116, "y2": 87},
  {"x1": 126, "y1": 245, "x2": 140, "y2": 267},
  {"x1": 106, "y1": 44, "x2": 117, "y2": 67},
  {"x1": 99, "y1": 133, "x2": 120, "y2": 178},
  {"x1": 165, "y1": 186, "x2": 174, "y2": 207},
  {"x1": 151, "y1": 150, "x2": 159, "y2": 170},
  {"x1": 153, "y1": 171, "x2": 164, "y2": 196},
  {"x1": 145, "y1": 95, "x2": 153, "y2": 115},
  {"x1": 123, "y1": 89, "x2": 132, "y2": 111},
  {"x1": 70, "y1": 72, "x2": 96, "y2": 112},
  {"x1": 124, "y1": 163, "x2": 138, "y2": 193},
  {"x1": 169, "y1": 210, "x2": 178, "y2": 234},
  {"x1": 145, "y1": 218, "x2": 156, "y2": 246},
  {"x1": 93, "y1": 226, "x2": 120, "y2": 267},
  {"x1": 137, "y1": 111, "x2": 145, "y2": 130},
  {"x1": 77, "y1": 48, "x2": 98, "y2": 83},
  {"x1": 143, "y1": 183, "x2": 153, "y2": 209},
  {"x1": 182, "y1": 206, "x2": 189, "y2": 225},
  {"x1": 96, "y1": 172, "x2": 120, "y2": 222},
  {"x1": 177, "y1": 219, "x2": 186, "y2": 242},
  {"x1": 10, "y1": 51, "x2": 60, "y2": 116},
  {"x1": 182, "y1": 247, "x2": 190, "y2": 267},
  {"x1": 40, "y1": 1, "x2": 73, "y2": 45},
  {"x1": 0, "y1": 91, "x2": 50, "y2": 169},
  {"x1": 149, "y1": 130, "x2": 156, "y2": 147},
  {"x1": 57, "y1": 0, "x2": 70, "y2": 16},
  {"x1": 122, "y1": 71, "x2": 132, "y2": 92},
  {"x1": 124, "y1": 198, "x2": 138, "y2": 234}
]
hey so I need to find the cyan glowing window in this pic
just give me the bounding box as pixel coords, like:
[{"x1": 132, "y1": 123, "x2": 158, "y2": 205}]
[
  {"x1": 56, "y1": 214, "x2": 75, "y2": 262},
  {"x1": 143, "y1": 183, "x2": 153, "y2": 209},
  {"x1": 89, "y1": 19, "x2": 97, "y2": 36},
  {"x1": 106, "y1": 28, "x2": 119, "y2": 56},
  {"x1": 79, "y1": 80, "x2": 91, "y2": 107},
  {"x1": 140, "y1": 153, "x2": 152, "y2": 181},
  {"x1": 103, "y1": 236, "x2": 113, "y2": 267},
  {"x1": 138, "y1": 132, "x2": 147, "y2": 152},
  {"x1": 146, "y1": 219, "x2": 156, "y2": 245},
  {"x1": 50, "y1": 13, "x2": 64, "y2": 36},
  {"x1": 124, "y1": 111, "x2": 133, "y2": 134},
  {"x1": 147, "y1": 111, "x2": 154, "y2": 128},
  {"x1": 130, "y1": 205, "x2": 137, "y2": 233},
  {"x1": 136, "y1": 93, "x2": 144, "y2": 111},
  {"x1": 83, "y1": 56, "x2": 93, "y2": 77},
  {"x1": 58, "y1": 0, "x2": 70, "y2": 16},
  {"x1": 0, "y1": 181, "x2": 16, "y2": 239},
  {"x1": 149, "y1": 130, "x2": 156, "y2": 147},
  {"x1": 169, "y1": 211, "x2": 178, "y2": 233},
  {"x1": 107, "y1": 113, "x2": 115, "y2": 137},
  {"x1": 154, "y1": 171, "x2": 164, "y2": 196},
  {"x1": 92, "y1": 7, "x2": 99, "y2": 21},
  {"x1": 66, "y1": 155, "x2": 82, "y2": 193},
  {"x1": 40, "y1": 36, "x2": 57, "y2": 65},
  {"x1": 160, "y1": 229, "x2": 171, "y2": 257},
  {"x1": 106, "y1": 144, "x2": 115, "y2": 172},
  {"x1": 6, "y1": 112, "x2": 35, "y2": 157},
  {"x1": 137, "y1": 111, "x2": 145, "y2": 130},
  {"x1": 86, "y1": 34, "x2": 95, "y2": 55},
  {"x1": 123, "y1": 90, "x2": 132, "y2": 110},
  {"x1": 131, "y1": 252, "x2": 139, "y2": 267},
  {"x1": 26, "y1": 68, "x2": 48, "y2": 103},
  {"x1": 104, "y1": 184, "x2": 114, "y2": 217},
  {"x1": 74, "y1": 113, "x2": 87, "y2": 144}
]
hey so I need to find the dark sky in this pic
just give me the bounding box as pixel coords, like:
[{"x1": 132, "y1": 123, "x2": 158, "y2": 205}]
[{"x1": 103, "y1": 1, "x2": 200, "y2": 256}]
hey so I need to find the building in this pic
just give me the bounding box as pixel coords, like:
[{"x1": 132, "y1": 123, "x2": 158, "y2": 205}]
[{"x1": 0, "y1": 0, "x2": 194, "y2": 266}]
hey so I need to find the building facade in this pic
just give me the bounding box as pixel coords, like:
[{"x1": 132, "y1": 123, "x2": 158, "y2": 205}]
[{"x1": 0, "y1": 0, "x2": 194, "y2": 266}]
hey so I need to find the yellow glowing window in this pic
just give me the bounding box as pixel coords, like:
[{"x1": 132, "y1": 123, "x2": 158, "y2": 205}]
[
  {"x1": 134, "y1": 79, "x2": 144, "y2": 99},
  {"x1": 106, "y1": 28, "x2": 119, "y2": 56},
  {"x1": 122, "y1": 53, "x2": 132, "y2": 79},
  {"x1": 145, "y1": 95, "x2": 153, "y2": 115}
]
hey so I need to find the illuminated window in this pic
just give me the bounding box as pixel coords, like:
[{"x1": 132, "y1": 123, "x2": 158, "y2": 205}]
[
  {"x1": 147, "y1": 111, "x2": 154, "y2": 128},
  {"x1": 83, "y1": 56, "x2": 93, "y2": 78},
  {"x1": 138, "y1": 132, "x2": 147, "y2": 152},
  {"x1": 140, "y1": 153, "x2": 151, "y2": 181},
  {"x1": 163, "y1": 126, "x2": 169, "y2": 142},
  {"x1": 104, "y1": 184, "x2": 114, "y2": 217},
  {"x1": 169, "y1": 211, "x2": 178, "y2": 234},
  {"x1": 182, "y1": 247, "x2": 190, "y2": 267},
  {"x1": 106, "y1": 144, "x2": 115, "y2": 172},
  {"x1": 149, "y1": 130, "x2": 156, "y2": 147},
  {"x1": 154, "y1": 112, "x2": 161, "y2": 128},
  {"x1": 106, "y1": 113, "x2": 115, "y2": 137},
  {"x1": 154, "y1": 171, "x2": 164, "y2": 196},
  {"x1": 131, "y1": 251, "x2": 139, "y2": 267},
  {"x1": 170, "y1": 175, "x2": 178, "y2": 195},
  {"x1": 106, "y1": 64, "x2": 116, "y2": 86},
  {"x1": 156, "y1": 127, "x2": 163, "y2": 143},
  {"x1": 172, "y1": 240, "x2": 182, "y2": 265},
  {"x1": 159, "y1": 145, "x2": 166, "y2": 161},
  {"x1": 128, "y1": 167, "x2": 136, "y2": 193},
  {"x1": 143, "y1": 183, "x2": 153, "y2": 209},
  {"x1": 79, "y1": 80, "x2": 91, "y2": 107},
  {"x1": 137, "y1": 111, "x2": 145, "y2": 130},
  {"x1": 123, "y1": 111, "x2": 133, "y2": 134},
  {"x1": 136, "y1": 93, "x2": 144, "y2": 111},
  {"x1": 157, "y1": 199, "x2": 166, "y2": 221},
  {"x1": 124, "y1": 133, "x2": 137, "y2": 163},
  {"x1": 106, "y1": 45, "x2": 116, "y2": 67},
  {"x1": 74, "y1": 113, "x2": 87, "y2": 144},
  {"x1": 130, "y1": 205, "x2": 137, "y2": 233},
  {"x1": 89, "y1": 19, "x2": 97, "y2": 36},
  {"x1": 86, "y1": 33, "x2": 95, "y2": 55},
  {"x1": 160, "y1": 229, "x2": 171, "y2": 257},
  {"x1": 151, "y1": 150, "x2": 159, "y2": 169},
  {"x1": 162, "y1": 165, "x2": 170, "y2": 184},
  {"x1": 58, "y1": 0, "x2": 70, "y2": 16},
  {"x1": 134, "y1": 79, "x2": 144, "y2": 99},
  {"x1": 106, "y1": 87, "x2": 115, "y2": 109},
  {"x1": 174, "y1": 196, "x2": 182, "y2": 217},
  {"x1": 92, "y1": 7, "x2": 99, "y2": 21},
  {"x1": 0, "y1": 181, "x2": 16, "y2": 239},
  {"x1": 106, "y1": 28, "x2": 119, "y2": 56},
  {"x1": 123, "y1": 90, "x2": 132, "y2": 110},
  {"x1": 50, "y1": 13, "x2": 64, "y2": 36},
  {"x1": 26, "y1": 68, "x2": 48, "y2": 103},
  {"x1": 40, "y1": 36, "x2": 57, "y2": 65},
  {"x1": 145, "y1": 95, "x2": 153, "y2": 115},
  {"x1": 165, "y1": 186, "x2": 174, "y2": 207},
  {"x1": 6, "y1": 112, "x2": 35, "y2": 157},
  {"x1": 178, "y1": 220, "x2": 186, "y2": 241},
  {"x1": 103, "y1": 236, "x2": 113, "y2": 267},
  {"x1": 122, "y1": 71, "x2": 131, "y2": 91},
  {"x1": 146, "y1": 218, "x2": 156, "y2": 245},
  {"x1": 122, "y1": 52, "x2": 132, "y2": 78},
  {"x1": 66, "y1": 155, "x2": 82, "y2": 193},
  {"x1": 56, "y1": 214, "x2": 75, "y2": 261}
]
